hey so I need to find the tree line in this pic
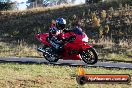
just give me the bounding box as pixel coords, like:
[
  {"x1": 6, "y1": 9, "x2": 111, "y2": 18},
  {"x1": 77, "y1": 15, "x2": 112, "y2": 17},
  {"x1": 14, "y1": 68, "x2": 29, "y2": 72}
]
[{"x1": 0, "y1": 0, "x2": 16, "y2": 10}]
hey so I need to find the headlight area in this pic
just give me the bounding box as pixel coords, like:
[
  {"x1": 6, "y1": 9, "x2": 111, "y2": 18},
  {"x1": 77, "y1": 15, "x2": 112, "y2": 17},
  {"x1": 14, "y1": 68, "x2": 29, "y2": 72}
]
[{"x1": 82, "y1": 36, "x2": 88, "y2": 42}]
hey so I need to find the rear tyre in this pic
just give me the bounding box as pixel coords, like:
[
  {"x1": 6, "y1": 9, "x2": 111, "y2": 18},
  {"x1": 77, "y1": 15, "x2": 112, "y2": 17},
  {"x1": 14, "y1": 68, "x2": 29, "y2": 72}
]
[
  {"x1": 43, "y1": 46, "x2": 59, "y2": 62},
  {"x1": 81, "y1": 48, "x2": 98, "y2": 65}
]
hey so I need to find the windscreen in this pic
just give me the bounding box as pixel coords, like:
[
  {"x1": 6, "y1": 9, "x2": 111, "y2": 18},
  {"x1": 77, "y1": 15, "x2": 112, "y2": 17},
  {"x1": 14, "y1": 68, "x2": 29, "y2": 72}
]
[{"x1": 72, "y1": 28, "x2": 83, "y2": 35}]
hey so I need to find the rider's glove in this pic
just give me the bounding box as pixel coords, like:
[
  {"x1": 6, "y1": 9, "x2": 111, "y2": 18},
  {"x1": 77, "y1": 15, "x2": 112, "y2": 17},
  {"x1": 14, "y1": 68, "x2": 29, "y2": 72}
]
[{"x1": 62, "y1": 38, "x2": 68, "y2": 42}]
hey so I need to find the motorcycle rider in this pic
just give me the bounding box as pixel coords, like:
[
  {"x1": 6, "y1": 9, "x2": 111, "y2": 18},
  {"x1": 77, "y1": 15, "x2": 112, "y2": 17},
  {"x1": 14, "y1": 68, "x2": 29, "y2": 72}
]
[
  {"x1": 49, "y1": 19, "x2": 84, "y2": 53},
  {"x1": 49, "y1": 18, "x2": 66, "y2": 52}
]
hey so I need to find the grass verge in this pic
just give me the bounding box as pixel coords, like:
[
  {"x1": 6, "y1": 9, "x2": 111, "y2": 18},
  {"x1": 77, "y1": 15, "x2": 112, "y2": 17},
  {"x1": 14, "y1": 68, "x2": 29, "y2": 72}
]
[
  {"x1": 0, "y1": 40, "x2": 131, "y2": 62},
  {"x1": 0, "y1": 62, "x2": 131, "y2": 88}
]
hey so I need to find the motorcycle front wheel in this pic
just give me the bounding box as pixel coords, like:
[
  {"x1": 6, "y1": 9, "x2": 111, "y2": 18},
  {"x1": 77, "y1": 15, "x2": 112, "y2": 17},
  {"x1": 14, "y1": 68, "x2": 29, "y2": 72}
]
[{"x1": 80, "y1": 48, "x2": 98, "y2": 65}]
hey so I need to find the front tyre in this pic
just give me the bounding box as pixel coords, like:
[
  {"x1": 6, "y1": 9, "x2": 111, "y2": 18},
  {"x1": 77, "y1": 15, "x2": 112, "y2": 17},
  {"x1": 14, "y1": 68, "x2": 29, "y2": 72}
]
[{"x1": 81, "y1": 48, "x2": 98, "y2": 65}]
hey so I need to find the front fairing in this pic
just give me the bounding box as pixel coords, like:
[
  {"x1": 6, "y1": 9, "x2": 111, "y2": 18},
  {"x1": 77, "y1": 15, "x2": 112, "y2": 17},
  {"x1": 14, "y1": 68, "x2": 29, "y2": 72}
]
[{"x1": 36, "y1": 33, "x2": 51, "y2": 46}]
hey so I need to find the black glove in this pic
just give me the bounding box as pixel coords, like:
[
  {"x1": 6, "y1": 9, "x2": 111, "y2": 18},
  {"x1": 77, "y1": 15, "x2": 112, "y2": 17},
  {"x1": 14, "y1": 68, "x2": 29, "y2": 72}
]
[
  {"x1": 68, "y1": 36, "x2": 76, "y2": 43},
  {"x1": 62, "y1": 38, "x2": 69, "y2": 42},
  {"x1": 63, "y1": 29, "x2": 72, "y2": 33}
]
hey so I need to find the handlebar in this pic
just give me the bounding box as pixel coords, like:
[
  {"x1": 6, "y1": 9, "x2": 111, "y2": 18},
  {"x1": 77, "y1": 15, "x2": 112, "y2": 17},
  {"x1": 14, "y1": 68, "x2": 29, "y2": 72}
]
[{"x1": 63, "y1": 36, "x2": 76, "y2": 43}]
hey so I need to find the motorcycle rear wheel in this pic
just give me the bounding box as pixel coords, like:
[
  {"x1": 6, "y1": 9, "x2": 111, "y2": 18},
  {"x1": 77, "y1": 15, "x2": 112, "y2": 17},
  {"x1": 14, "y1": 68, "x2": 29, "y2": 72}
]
[
  {"x1": 81, "y1": 48, "x2": 98, "y2": 65},
  {"x1": 43, "y1": 46, "x2": 59, "y2": 62}
]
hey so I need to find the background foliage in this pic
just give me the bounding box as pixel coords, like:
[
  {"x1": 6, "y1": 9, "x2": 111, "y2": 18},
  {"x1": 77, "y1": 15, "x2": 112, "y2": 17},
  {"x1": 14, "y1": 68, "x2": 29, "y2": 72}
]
[
  {"x1": 0, "y1": 1, "x2": 16, "y2": 10},
  {"x1": 0, "y1": 0, "x2": 131, "y2": 44}
]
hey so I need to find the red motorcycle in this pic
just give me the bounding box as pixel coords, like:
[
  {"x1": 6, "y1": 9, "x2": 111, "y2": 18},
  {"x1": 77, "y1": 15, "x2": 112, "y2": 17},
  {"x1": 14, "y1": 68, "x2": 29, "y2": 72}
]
[{"x1": 36, "y1": 29, "x2": 98, "y2": 64}]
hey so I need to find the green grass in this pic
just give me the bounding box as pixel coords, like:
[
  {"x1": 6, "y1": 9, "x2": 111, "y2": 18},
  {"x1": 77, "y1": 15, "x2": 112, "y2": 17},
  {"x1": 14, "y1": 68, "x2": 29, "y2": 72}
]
[
  {"x1": 93, "y1": 39, "x2": 132, "y2": 62},
  {"x1": 0, "y1": 63, "x2": 131, "y2": 88},
  {"x1": 97, "y1": 48, "x2": 132, "y2": 62},
  {"x1": 1, "y1": 41, "x2": 132, "y2": 62},
  {"x1": 0, "y1": 42, "x2": 41, "y2": 58}
]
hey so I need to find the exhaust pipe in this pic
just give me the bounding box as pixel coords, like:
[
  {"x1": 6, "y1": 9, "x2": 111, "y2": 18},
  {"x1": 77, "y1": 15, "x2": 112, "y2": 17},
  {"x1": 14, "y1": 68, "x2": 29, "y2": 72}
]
[{"x1": 37, "y1": 47, "x2": 45, "y2": 53}]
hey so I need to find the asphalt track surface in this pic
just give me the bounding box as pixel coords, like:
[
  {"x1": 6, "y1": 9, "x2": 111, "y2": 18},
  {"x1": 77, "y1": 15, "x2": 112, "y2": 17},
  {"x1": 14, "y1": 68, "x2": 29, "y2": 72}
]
[{"x1": 0, "y1": 57, "x2": 132, "y2": 69}]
